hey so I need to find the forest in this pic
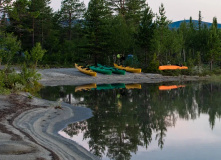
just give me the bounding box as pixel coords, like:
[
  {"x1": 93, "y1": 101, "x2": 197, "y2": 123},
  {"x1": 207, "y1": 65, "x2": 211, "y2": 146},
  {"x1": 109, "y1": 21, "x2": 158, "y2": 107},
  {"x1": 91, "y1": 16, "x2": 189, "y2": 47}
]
[{"x1": 0, "y1": 0, "x2": 221, "y2": 74}]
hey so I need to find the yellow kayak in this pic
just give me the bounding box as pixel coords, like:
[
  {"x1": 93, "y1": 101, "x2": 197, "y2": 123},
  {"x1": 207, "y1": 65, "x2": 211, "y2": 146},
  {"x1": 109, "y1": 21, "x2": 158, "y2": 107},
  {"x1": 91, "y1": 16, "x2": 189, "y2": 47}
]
[
  {"x1": 114, "y1": 63, "x2": 141, "y2": 73},
  {"x1": 75, "y1": 83, "x2": 97, "y2": 92},
  {"x1": 125, "y1": 84, "x2": 142, "y2": 89},
  {"x1": 75, "y1": 63, "x2": 97, "y2": 77},
  {"x1": 159, "y1": 65, "x2": 188, "y2": 70}
]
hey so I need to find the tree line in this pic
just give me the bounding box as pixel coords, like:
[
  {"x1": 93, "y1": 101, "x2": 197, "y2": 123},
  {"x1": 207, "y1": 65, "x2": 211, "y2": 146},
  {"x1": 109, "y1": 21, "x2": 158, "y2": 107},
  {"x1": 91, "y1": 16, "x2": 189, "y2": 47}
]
[{"x1": 1, "y1": 0, "x2": 221, "y2": 73}]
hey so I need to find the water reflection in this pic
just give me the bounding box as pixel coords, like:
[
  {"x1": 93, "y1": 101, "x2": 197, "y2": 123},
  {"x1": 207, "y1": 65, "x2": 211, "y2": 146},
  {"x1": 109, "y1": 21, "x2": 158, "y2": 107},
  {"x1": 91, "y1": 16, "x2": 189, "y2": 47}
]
[
  {"x1": 39, "y1": 82, "x2": 221, "y2": 160},
  {"x1": 75, "y1": 83, "x2": 141, "y2": 92}
]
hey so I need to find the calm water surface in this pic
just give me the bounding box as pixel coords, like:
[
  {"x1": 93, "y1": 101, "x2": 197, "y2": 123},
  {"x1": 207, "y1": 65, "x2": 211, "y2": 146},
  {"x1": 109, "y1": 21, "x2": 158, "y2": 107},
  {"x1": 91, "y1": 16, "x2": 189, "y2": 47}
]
[{"x1": 39, "y1": 82, "x2": 221, "y2": 160}]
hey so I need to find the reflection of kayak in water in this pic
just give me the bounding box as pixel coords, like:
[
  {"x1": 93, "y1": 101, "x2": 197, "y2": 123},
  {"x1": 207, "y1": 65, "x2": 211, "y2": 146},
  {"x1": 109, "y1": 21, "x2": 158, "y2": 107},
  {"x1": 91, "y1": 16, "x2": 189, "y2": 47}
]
[
  {"x1": 125, "y1": 84, "x2": 141, "y2": 89},
  {"x1": 93, "y1": 83, "x2": 126, "y2": 90},
  {"x1": 75, "y1": 83, "x2": 141, "y2": 92},
  {"x1": 159, "y1": 65, "x2": 188, "y2": 70},
  {"x1": 75, "y1": 83, "x2": 97, "y2": 92},
  {"x1": 159, "y1": 85, "x2": 186, "y2": 90}
]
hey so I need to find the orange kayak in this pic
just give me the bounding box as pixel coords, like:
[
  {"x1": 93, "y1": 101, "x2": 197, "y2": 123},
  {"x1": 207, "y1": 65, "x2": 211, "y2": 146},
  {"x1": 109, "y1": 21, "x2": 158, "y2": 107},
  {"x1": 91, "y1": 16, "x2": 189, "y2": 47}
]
[
  {"x1": 159, "y1": 85, "x2": 186, "y2": 90},
  {"x1": 159, "y1": 65, "x2": 188, "y2": 70}
]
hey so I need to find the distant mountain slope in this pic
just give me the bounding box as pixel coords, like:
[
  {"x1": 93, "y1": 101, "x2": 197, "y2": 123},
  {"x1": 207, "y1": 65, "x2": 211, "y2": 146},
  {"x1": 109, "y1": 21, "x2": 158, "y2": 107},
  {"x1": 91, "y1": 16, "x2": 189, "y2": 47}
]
[{"x1": 169, "y1": 20, "x2": 221, "y2": 29}]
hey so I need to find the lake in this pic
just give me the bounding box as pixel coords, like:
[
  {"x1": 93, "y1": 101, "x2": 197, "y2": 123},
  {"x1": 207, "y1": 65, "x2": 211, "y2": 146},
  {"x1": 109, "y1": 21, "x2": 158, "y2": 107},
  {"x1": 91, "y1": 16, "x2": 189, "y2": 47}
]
[{"x1": 39, "y1": 82, "x2": 221, "y2": 160}]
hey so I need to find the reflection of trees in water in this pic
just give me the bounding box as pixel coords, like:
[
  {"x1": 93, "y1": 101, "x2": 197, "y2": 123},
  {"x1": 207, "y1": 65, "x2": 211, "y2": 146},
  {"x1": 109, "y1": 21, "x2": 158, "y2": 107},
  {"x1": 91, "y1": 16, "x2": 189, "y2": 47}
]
[{"x1": 40, "y1": 82, "x2": 221, "y2": 160}]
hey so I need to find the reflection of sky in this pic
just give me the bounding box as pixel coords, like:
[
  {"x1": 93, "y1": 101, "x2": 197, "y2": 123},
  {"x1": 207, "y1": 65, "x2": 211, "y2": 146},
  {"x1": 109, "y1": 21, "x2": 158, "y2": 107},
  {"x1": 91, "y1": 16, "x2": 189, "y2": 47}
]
[
  {"x1": 131, "y1": 114, "x2": 221, "y2": 160},
  {"x1": 60, "y1": 114, "x2": 221, "y2": 160},
  {"x1": 59, "y1": 130, "x2": 91, "y2": 151}
]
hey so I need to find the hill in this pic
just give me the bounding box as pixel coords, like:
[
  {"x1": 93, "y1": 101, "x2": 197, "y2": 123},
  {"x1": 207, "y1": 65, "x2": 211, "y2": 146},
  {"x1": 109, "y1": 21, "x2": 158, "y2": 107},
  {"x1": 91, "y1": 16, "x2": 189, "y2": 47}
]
[{"x1": 169, "y1": 20, "x2": 221, "y2": 29}]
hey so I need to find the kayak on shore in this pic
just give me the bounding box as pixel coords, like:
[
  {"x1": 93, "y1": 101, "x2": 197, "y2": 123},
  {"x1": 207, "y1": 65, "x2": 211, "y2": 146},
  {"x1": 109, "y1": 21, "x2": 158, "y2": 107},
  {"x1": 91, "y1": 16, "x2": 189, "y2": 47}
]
[
  {"x1": 159, "y1": 65, "x2": 188, "y2": 70},
  {"x1": 113, "y1": 63, "x2": 142, "y2": 73},
  {"x1": 89, "y1": 65, "x2": 112, "y2": 75},
  {"x1": 97, "y1": 64, "x2": 126, "y2": 75},
  {"x1": 75, "y1": 63, "x2": 97, "y2": 77}
]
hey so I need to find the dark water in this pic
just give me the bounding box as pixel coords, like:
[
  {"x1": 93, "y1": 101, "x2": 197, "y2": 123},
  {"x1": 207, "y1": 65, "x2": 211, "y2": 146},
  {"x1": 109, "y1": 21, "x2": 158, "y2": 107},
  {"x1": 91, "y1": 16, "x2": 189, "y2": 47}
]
[{"x1": 39, "y1": 82, "x2": 221, "y2": 160}]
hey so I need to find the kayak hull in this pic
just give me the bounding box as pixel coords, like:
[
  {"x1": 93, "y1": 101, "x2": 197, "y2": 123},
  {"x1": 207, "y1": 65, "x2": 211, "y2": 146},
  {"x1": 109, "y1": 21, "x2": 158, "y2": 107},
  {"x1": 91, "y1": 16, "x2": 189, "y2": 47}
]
[
  {"x1": 114, "y1": 63, "x2": 141, "y2": 73},
  {"x1": 159, "y1": 65, "x2": 188, "y2": 70},
  {"x1": 97, "y1": 64, "x2": 126, "y2": 75},
  {"x1": 75, "y1": 63, "x2": 97, "y2": 76},
  {"x1": 89, "y1": 66, "x2": 112, "y2": 75}
]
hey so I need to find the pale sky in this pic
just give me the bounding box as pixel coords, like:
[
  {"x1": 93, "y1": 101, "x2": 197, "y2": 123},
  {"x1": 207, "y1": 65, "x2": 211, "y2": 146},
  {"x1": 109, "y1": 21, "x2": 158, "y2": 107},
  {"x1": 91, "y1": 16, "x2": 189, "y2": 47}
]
[{"x1": 50, "y1": 0, "x2": 221, "y2": 23}]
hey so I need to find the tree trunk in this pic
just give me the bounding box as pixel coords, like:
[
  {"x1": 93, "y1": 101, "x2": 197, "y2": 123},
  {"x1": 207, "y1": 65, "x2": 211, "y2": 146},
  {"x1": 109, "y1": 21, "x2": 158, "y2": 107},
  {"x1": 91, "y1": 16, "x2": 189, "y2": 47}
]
[
  {"x1": 68, "y1": 11, "x2": 72, "y2": 40},
  {"x1": 94, "y1": 53, "x2": 97, "y2": 66},
  {"x1": 210, "y1": 60, "x2": 213, "y2": 71},
  {"x1": 41, "y1": 18, "x2": 44, "y2": 46},
  {"x1": 32, "y1": 17, "x2": 35, "y2": 47},
  {"x1": 183, "y1": 48, "x2": 186, "y2": 62}
]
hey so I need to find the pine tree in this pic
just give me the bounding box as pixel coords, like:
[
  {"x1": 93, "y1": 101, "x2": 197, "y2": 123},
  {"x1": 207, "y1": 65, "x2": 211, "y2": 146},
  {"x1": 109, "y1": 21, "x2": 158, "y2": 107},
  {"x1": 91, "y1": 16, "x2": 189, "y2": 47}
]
[
  {"x1": 108, "y1": 15, "x2": 132, "y2": 61},
  {"x1": 107, "y1": 0, "x2": 146, "y2": 31},
  {"x1": 198, "y1": 10, "x2": 202, "y2": 31},
  {"x1": 124, "y1": 0, "x2": 147, "y2": 31},
  {"x1": 137, "y1": 3, "x2": 155, "y2": 65},
  {"x1": 207, "y1": 17, "x2": 221, "y2": 70},
  {"x1": 151, "y1": 3, "x2": 171, "y2": 64},
  {"x1": 8, "y1": 0, "x2": 31, "y2": 40},
  {"x1": 29, "y1": 0, "x2": 53, "y2": 47},
  {"x1": 84, "y1": 0, "x2": 112, "y2": 66},
  {"x1": 0, "y1": 0, "x2": 12, "y2": 29},
  {"x1": 9, "y1": 0, "x2": 53, "y2": 50},
  {"x1": 59, "y1": 0, "x2": 85, "y2": 40}
]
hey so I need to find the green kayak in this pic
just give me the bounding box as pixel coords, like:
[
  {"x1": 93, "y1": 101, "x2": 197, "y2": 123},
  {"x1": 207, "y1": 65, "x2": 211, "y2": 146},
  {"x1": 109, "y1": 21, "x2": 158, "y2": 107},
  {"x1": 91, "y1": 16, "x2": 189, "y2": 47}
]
[
  {"x1": 92, "y1": 83, "x2": 125, "y2": 90},
  {"x1": 89, "y1": 66, "x2": 112, "y2": 75},
  {"x1": 111, "y1": 83, "x2": 126, "y2": 89},
  {"x1": 97, "y1": 64, "x2": 126, "y2": 75}
]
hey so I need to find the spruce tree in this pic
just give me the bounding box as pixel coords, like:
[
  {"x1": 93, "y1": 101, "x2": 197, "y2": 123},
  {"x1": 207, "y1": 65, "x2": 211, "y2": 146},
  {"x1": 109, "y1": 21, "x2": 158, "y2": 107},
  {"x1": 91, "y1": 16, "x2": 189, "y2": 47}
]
[
  {"x1": 137, "y1": 3, "x2": 155, "y2": 65},
  {"x1": 207, "y1": 17, "x2": 221, "y2": 70},
  {"x1": 151, "y1": 3, "x2": 171, "y2": 64},
  {"x1": 124, "y1": 0, "x2": 147, "y2": 31},
  {"x1": 84, "y1": 0, "x2": 112, "y2": 66}
]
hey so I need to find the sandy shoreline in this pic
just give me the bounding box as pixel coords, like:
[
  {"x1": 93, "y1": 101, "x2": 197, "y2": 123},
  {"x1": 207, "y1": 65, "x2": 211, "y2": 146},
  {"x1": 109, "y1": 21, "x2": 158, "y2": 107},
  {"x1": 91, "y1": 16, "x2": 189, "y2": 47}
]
[{"x1": 0, "y1": 68, "x2": 209, "y2": 160}]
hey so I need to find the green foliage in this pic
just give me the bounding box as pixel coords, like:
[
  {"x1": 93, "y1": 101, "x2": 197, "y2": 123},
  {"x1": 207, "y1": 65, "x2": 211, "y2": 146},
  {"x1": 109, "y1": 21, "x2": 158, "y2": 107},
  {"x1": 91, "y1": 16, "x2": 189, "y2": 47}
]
[
  {"x1": 29, "y1": 42, "x2": 46, "y2": 68},
  {"x1": 146, "y1": 53, "x2": 159, "y2": 72},
  {"x1": 137, "y1": 4, "x2": 155, "y2": 66},
  {"x1": 109, "y1": 15, "x2": 132, "y2": 57},
  {"x1": 84, "y1": 0, "x2": 112, "y2": 65},
  {"x1": 0, "y1": 32, "x2": 21, "y2": 65}
]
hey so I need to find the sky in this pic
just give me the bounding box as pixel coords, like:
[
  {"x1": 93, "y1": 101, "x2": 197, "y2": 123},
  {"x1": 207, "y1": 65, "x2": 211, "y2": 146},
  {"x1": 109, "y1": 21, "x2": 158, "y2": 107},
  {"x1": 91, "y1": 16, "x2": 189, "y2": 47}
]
[{"x1": 50, "y1": 0, "x2": 221, "y2": 23}]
